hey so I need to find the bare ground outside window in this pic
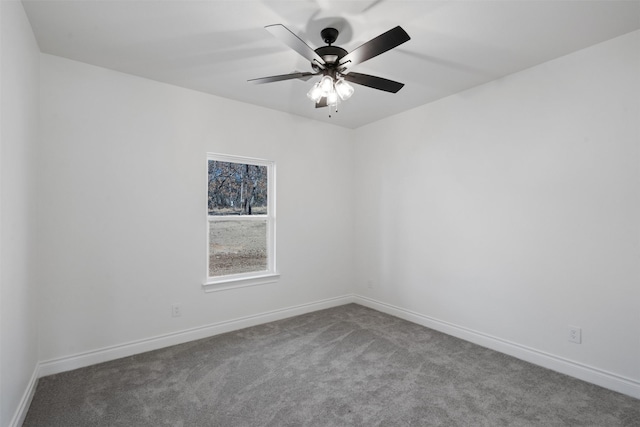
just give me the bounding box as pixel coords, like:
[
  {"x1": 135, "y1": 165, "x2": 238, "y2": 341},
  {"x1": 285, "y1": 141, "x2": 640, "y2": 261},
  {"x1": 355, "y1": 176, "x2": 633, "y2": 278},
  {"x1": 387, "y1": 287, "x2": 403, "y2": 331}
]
[{"x1": 209, "y1": 220, "x2": 267, "y2": 277}]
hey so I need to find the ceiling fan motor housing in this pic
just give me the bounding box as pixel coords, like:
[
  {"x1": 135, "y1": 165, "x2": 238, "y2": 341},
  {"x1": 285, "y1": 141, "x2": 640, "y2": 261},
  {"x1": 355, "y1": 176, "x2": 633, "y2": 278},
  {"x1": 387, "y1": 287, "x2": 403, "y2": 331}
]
[
  {"x1": 313, "y1": 28, "x2": 348, "y2": 74},
  {"x1": 314, "y1": 45, "x2": 348, "y2": 67}
]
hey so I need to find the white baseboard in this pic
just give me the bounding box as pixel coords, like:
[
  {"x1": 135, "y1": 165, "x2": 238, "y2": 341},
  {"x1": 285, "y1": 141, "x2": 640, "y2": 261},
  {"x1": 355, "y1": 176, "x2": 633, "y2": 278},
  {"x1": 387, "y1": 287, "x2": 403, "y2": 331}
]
[
  {"x1": 9, "y1": 365, "x2": 39, "y2": 427},
  {"x1": 18, "y1": 292, "x2": 638, "y2": 426},
  {"x1": 353, "y1": 295, "x2": 640, "y2": 400},
  {"x1": 38, "y1": 294, "x2": 355, "y2": 378}
]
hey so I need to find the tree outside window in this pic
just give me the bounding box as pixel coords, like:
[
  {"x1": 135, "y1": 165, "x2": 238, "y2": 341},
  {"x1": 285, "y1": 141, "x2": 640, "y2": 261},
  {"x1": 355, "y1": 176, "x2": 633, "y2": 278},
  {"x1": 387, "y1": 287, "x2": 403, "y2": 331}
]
[{"x1": 206, "y1": 154, "x2": 276, "y2": 285}]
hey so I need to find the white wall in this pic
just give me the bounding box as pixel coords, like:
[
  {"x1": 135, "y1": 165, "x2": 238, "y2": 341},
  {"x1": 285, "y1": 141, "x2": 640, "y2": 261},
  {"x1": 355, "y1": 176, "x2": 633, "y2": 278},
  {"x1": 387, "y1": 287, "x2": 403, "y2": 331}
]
[
  {"x1": 0, "y1": 1, "x2": 40, "y2": 426},
  {"x1": 4, "y1": 14, "x2": 638, "y2": 423},
  {"x1": 38, "y1": 54, "x2": 354, "y2": 363},
  {"x1": 354, "y1": 30, "x2": 640, "y2": 392}
]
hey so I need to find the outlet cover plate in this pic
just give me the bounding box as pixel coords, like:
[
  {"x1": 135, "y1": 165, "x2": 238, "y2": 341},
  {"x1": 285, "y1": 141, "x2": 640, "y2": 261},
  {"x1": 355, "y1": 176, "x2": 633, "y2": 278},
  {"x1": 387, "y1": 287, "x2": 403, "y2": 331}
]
[
  {"x1": 172, "y1": 304, "x2": 181, "y2": 317},
  {"x1": 568, "y1": 326, "x2": 582, "y2": 344}
]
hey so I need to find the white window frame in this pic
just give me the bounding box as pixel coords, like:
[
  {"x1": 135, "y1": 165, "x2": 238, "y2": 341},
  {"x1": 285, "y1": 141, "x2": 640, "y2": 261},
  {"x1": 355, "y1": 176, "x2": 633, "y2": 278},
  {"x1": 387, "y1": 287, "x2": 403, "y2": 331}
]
[{"x1": 203, "y1": 153, "x2": 278, "y2": 292}]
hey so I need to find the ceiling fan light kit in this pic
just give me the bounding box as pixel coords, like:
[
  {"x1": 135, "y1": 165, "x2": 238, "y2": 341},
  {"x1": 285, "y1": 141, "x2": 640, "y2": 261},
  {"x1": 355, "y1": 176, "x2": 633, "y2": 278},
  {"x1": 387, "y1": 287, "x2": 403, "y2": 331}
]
[
  {"x1": 249, "y1": 24, "x2": 410, "y2": 113},
  {"x1": 306, "y1": 75, "x2": 354, "y2": 104}
]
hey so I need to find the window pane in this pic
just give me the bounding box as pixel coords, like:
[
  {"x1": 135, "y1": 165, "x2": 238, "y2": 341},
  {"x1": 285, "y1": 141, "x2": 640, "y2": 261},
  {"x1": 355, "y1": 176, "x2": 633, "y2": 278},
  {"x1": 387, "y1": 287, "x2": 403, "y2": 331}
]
[
  {"x1": 209, "y1": 219, "x2": 267, "y2": 277},
  {"x1": 208, "y1": 160, "x2": 267, "y2": 215}
]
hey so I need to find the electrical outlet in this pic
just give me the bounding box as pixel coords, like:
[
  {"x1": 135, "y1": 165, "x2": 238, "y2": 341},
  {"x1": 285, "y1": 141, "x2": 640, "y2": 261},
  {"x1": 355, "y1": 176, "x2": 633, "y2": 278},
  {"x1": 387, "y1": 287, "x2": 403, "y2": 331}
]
[
  {"x1": 172, "y1": 304, "x2": 181, "y2": 318},
  {"x1": 568, "y1": 326, "x2": 581, "y2": 344}
]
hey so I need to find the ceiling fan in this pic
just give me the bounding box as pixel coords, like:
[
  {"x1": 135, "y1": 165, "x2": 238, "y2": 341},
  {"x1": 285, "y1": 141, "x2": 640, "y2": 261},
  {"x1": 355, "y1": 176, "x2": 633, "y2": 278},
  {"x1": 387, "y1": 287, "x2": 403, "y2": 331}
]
[{"x1": 248, "y1": 24, "x2": 410, "y2": 109}]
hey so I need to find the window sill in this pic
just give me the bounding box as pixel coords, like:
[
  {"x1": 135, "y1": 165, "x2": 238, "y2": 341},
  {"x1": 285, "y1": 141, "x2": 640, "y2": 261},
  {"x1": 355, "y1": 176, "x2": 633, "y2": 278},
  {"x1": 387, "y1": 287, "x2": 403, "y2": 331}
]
[{"x1": 202, "y1": 272, "x2": 280, "y2": 293}]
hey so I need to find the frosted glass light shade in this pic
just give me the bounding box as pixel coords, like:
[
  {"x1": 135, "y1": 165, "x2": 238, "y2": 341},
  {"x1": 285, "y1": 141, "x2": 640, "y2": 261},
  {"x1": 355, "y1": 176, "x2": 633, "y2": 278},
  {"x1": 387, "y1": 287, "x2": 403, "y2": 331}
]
[
  {"x1": 335, "y1": 79, "x2": 354, "y2": 100},
  {"x1": 307, "y1": 82, "x2": 323, "y2": 102},
  {"x1": 319, "y1": 75, "x2": 334, "y2": 94},
  {"x1": 327, "y1": 90, "x2": 338, "y2": 105}
]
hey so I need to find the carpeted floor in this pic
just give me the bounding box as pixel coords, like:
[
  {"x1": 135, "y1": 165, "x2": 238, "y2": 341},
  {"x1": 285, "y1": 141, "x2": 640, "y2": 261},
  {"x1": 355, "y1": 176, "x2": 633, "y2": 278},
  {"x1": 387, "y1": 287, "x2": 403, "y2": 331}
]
[{"x1": 24, "y1": 304, "x2": 640, "y2": 426}]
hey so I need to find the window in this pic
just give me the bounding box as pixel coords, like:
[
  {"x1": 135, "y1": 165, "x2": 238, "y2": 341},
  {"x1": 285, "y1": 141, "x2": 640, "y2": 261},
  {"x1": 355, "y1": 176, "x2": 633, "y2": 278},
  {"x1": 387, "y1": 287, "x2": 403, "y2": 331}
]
[{"x1": 204, "y1": 153, "x2": 277, "y2": 291}]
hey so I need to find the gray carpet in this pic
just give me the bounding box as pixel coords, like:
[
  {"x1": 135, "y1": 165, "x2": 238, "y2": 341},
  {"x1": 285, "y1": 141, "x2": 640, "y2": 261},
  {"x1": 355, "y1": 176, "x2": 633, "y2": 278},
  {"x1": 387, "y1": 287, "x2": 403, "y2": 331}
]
[{"x1": 23, "y1": 304, "x2": 639, "y2": 426}]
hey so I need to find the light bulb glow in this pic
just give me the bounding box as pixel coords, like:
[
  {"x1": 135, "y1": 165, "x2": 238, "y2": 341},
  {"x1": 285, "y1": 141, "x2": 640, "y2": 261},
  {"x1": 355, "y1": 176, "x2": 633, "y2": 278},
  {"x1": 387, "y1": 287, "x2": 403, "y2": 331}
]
[
  {"x1": 307, "y1": 82, "x2": 323, "y2": 102},
  {"x1": 327, "y1": 90, "x2": 338, "y2": 105},
  {"x1": 335, "y1": 79, "x2": 354, "y2": 100},
  {"x1": 308, "y1": 75, "x2": 354, "y2": 107},
  {"x1": 319, "y1": 75, "x2": 334, "y2": 94}
]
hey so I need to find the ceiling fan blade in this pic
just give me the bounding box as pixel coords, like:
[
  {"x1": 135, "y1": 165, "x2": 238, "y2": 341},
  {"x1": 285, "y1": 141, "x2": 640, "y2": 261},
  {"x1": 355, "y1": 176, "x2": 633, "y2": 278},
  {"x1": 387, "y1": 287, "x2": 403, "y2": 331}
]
[
  {"x1": 339, "y1": 26, "x2": 410, "y2": 71},
  {"x1": 315, "y1": 97, "x2": 328, "y2": 108},
  {"x1": 248, "y1": 72, "x2": 317, "y2": 84},
  {"x1": 343, "y1": 72, "x2": 405, "y2": 93},
  {"x1": 360, "y1": 0, "x2": 386, "y2": 14},
  {"x1": 265, "y1": 24, "x2": 325, "y2": 69}
]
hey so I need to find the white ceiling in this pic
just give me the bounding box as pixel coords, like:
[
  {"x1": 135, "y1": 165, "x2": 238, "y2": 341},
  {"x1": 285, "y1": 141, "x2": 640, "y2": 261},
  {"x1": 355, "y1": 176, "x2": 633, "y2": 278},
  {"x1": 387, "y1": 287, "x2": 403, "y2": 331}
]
[{"x1": 22, "y1": 0, "x2": 640, "y2": 129}]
